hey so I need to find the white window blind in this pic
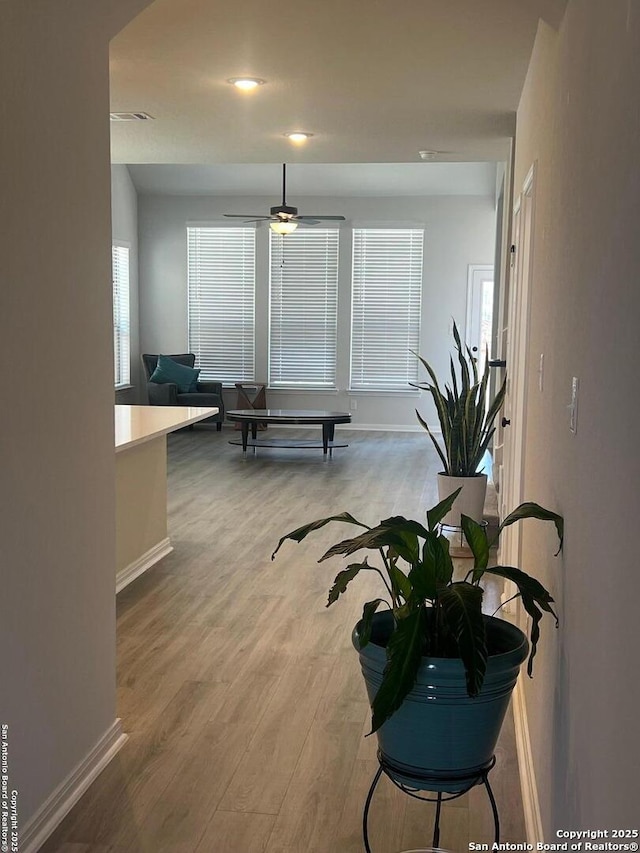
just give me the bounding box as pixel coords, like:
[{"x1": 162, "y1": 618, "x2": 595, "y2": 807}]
[
  {"x1": 350, "y1": 228, "x2": 424, "y2": 390},
  {"x1": 269, "y1": 228, "x2": 339, "y2": 388},
  {"x1": 112, "y1": 244, "x2": 130, "y2": 388},
  {"x1": 187, "y1": 226, "x2": 256, "y2": 383}
]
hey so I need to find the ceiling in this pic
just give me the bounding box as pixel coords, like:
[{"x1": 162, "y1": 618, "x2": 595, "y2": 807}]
[
  {"x1": 110, "y1": 0, "x2": 567, "y2": 167},
  {"x1": 127, "y1": 162, "x2": 498, "y2": 197}
]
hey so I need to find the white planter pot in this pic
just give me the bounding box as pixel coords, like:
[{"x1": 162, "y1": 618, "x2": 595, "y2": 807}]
[{"x1": 437, "y1": 473, "x2": 488, "y2": 527}]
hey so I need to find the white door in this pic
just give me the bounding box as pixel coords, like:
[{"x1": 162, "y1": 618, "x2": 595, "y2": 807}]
[
  {"x1": 500, "y1": 163, "x2": 537, "y2": 576},
  {"x1": 465, "y1": 264, "x2": 495, "y2": 378}
]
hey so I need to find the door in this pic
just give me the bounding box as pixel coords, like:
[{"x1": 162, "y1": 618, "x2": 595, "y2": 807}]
[{"x1": 465, "y1": 264, "x2": 495, "y2": 378}]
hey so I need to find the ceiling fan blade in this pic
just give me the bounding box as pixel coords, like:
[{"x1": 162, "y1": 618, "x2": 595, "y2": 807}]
[
  {"x1": 223, "y1": 214, "x2": 272, "y2": 220},
  {"x1": 296, "y1": 218, "x2": 321, "y2": 225},
  {"x1": 297, "y1": 215, "x2": 346, "y2": 221}
]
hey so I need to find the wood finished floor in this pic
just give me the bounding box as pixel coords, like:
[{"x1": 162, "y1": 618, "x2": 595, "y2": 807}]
[{"x1": 41, "y1": 428, "x2": 525, "y2": 853}]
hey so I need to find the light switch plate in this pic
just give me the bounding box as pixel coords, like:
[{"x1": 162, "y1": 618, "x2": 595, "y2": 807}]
[
  {"x1": 569, "y1": 377, "x2": 579, "y2": 433},
  {"x1": 538, "y1": 353, "x2": 544, "y2": 392}
]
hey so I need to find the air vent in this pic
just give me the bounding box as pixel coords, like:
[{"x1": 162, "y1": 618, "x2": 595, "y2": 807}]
[{"x1": 110, "y1": 112, "x2": 155, "y2": 122}]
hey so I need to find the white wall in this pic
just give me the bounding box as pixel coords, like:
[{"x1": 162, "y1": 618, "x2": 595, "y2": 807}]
[
  {"x1": 138, "y1": 192, "x2": 496, "y2": 428},
  {"x1": 0, "y1": 0, "x2": 154, "y2": 842},
  {"x1": 0, "y1": 1, "x2": 118, "y2": 835},
  {"x1": 514, "y1": 1, "x2": 640, "y2": 831},
  {"x1": 111, "y1": 165, "x2": 141, "y2": 402}
]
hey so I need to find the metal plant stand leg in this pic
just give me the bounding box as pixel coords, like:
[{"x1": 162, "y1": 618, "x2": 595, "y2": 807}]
[
  {"x1": 432, "y1": 792, "x2": 442, "y2": 848},
  {"x1": 362, "y1": 755, "x2": 500, "y2": 852},
  {"x1": 483, "y1": 770, "x2": 500, "y2": 844},
  {"x1": 362, "y1": 765, "x2": 384, "y2": 853}
]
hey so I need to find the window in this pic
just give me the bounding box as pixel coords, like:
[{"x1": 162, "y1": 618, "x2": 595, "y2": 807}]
[
  {"x1": 187, "y1": 226, "x2": 256, "y2": 383},
  {"x1": 112, "y1": 243, "x2": 130, "y2": 388},
  {"x1": 269, "y1": 228, "x2": 339, "y2": 388},
  {"x1": 350, "y1": 228, "x2": 424, "y2": 390}
]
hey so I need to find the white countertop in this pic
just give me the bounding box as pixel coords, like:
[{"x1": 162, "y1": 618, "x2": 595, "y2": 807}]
[{"x1": 115, "y1": 404, "x2": 219, "y2": 452}]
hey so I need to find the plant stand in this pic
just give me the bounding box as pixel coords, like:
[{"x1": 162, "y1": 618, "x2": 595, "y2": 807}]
[
  {"x1": 362, "y1": 753, "x2": 499, "y2": 852},
  {"x1": 440, "y1": 520, "x2": 490, "y2": 558}
]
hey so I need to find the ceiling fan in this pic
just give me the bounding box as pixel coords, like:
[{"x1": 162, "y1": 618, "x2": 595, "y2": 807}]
[{"x1": 223, "y1": 163, "x2": 346, "y2": 234}]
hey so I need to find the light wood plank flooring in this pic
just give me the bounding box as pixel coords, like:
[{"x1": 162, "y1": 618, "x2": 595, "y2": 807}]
[{"x1": 41, "y1": 427, "x2": 525, "y2": 853}]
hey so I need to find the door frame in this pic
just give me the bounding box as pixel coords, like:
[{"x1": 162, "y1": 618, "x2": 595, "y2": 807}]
[{"x1": 501, "y1": 161, "x2": 537, "y2": 583}]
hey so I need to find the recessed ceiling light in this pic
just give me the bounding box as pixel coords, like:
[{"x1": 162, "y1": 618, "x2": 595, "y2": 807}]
[
  {"x1": 227, "y1": 77, "x2": 266, "y2": 91},
  {"x1": 284, "y1": 132, "x2": 314, "y2": 144},
  {"x1": 418, "y1": 150, "x2": 441, "y2": 160}
]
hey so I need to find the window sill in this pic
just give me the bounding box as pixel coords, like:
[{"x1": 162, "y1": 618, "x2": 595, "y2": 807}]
[
  {"x1": 348, "y1": 389, "x2": 421, "y2": 396},
  {"x1": 267, "y1": 387, "x2": 339, "y2": 394}
]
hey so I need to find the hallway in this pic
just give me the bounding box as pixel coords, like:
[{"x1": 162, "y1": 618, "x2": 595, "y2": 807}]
[{"x1": 41, "y1": 429, "x2": 525, "y2": 852}]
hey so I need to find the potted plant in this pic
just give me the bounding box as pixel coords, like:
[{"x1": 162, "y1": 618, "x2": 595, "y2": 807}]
[
  {"x1": 413, "y1": 321, "x2": 507, "y2": 526},
  {"x1": 272, "y1": 489, "x2": 563, "y2": 791}
]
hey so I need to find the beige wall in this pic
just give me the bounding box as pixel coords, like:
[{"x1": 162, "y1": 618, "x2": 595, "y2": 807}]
[
  {"x1": 514, "y1": 1, "x2": 640, "y2": 830},
  {"x1": 0, "y1": 0, "x2": 150, "y2": 835}
]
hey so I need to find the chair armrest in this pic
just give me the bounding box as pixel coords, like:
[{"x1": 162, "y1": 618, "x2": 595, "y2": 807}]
[
  {"x1": 147, "y1": 381, "x2": 179, "y2": 405},
  {"x1": 196, "y1": 380, "x2": 223, "y2": 396}
]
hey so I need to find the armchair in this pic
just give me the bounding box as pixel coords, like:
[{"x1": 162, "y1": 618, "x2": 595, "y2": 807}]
[{"x1": 141, "y1": 353, "x2": 225, "y2": 430}]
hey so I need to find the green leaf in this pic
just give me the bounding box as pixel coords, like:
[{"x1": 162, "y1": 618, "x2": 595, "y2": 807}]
[
  {"x1": 271, "y1": 511, "x2": 369, "y2": 559},
  {"x1": 485, "y1": 565, "x2": 557, "y2": 615},
  {"x1": 485, "y1": 565, "x2": 558, "y2": 678},
  {"x1": 461, "y1": 514, "x2": 489, "y2": 574},
  {"x1": 370, "y1": 607, "x2": 425, "y2": 733},
  {"x1": 320, "y1": 517, "x2": 430, "y2": 565},
  {"x1": 437, "y1": 583, "x2": 487, "y2": 696},
  {"x1": 319, "y1": 527, "x2": 409, "y2": 563},
  {"x1": 416, "y1": 408, "x2": 449, "y2": 473},
  {"x1": 387, "y1": 562, "x2": 412, "y2": 602},
  {"x1": 357, "y1": 599, "x2": 387, "y2": 648},
  {"x1": 420, "y1": 533, "x2": 454, "y2": 587},
  {"x1": 426, "y1": 487, "x2": 462, "y2": 531},
  {"x1": 408, "y1": 556, "x2": 437, "y2": 601},
  {"x1": 496, "y1": 502, "x2": 564, "y2": 554},
  {"x1": 327, "y1": 561, "x2": 370, "y2": 606}
]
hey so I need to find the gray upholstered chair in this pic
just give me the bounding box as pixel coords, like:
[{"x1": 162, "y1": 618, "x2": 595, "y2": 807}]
[{"x1": 141, "y1": 353, "x2": 224, "y2": 430}]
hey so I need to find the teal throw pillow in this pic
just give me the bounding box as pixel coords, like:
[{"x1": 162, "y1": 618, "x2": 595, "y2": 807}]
[{"x1": 150, "y1": 355, "x2": 200, "y2": 393}]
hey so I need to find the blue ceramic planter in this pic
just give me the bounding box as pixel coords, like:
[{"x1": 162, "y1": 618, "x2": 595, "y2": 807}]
[{"x1": 353, "y1": 610, "x2": 528, "y2": 792}]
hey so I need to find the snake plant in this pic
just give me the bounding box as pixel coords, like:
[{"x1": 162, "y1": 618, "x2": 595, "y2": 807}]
[{"x1": 414, "y1": 321, "x2": 507, "y2": 476}]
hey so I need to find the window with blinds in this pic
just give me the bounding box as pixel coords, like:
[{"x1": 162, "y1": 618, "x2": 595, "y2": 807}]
[
  {"x1": 112, "y1": 244, "x2": 130, "y2": 388},
  {"x1": 269, "y1": 228, "x2": 339, "y2": 388},
  {"x1": 350, "y1": 228, "x2": 424, "y2": 390},
  {"x1": 187, "y1": 226, "x2": 256, "y2": 383}
]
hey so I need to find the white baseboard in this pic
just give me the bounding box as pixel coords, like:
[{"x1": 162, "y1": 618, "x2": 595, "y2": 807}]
[
  {"x1": 116, "y1": 537, "x2": 173, "y2": 593},
  {"x1": 513, "y1": 677, "x2": 544, "y2": 842},
  {"x1": 19, "y1": 719, "x2": 128, "y2": 853}
]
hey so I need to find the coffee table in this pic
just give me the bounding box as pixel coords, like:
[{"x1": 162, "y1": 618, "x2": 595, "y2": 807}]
[{"x1": 227, "y1": 409, "x2": 352, "y2": 458}]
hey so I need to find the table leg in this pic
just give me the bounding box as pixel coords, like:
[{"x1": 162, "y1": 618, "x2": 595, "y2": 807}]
[
  {"x1": 328, "y1": 422, "x2": 336, "y2": 457},
  {"x1": 322, "y1": 423, "x2": 330, "y2": 458},
  {"x1": 241, "y1": 422, "x2": 249, "y2": 458}
]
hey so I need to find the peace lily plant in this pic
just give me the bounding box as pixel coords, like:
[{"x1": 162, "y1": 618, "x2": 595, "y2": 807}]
[{"x1": 273, "y1": 489, "x2": 563, "y2": 733}]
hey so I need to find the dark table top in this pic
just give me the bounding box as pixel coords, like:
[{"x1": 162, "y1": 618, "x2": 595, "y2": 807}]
[{"x1": 226, "y1": 409, "x2": 352, "y2": 424}]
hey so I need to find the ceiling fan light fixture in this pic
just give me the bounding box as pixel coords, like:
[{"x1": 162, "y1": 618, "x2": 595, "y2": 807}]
[
  {"x1": 227, "y1": 77, "x2": 266, "y2": 91},
  {"x1": 270, "y1": 220, "x2": 298, "y2": 235},
  {"x1": 284, "y1": 132, "x2": 313, "y2": 144}
]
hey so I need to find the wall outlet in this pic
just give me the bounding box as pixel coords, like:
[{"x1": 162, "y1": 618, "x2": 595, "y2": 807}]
[
  {"x1": 569, "y1": 377, "x2": 579, "y2": 434},
  {"x1": 350, "y1": 399, "x2": 357, "y2": 411}
]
